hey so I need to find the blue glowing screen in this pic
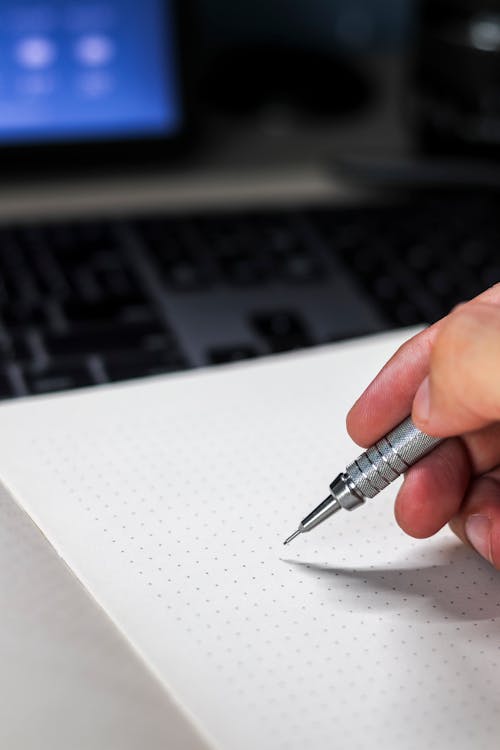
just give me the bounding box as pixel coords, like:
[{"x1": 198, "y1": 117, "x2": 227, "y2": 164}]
[{"x1": 0, "y1": 1, "x2": 182, "y2": 145}]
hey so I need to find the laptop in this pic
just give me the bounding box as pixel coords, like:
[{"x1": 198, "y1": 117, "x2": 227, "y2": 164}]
[{"x1": 0, "y1": 0, "x2": 498, "y2": 403}]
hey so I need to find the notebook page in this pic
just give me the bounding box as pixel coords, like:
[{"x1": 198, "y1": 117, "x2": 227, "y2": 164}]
[{"x1": 0, "y1": 329, "x2": 499, "y2": 750}]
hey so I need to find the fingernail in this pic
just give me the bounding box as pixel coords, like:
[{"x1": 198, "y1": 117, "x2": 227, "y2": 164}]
[
  {"x1": 413, "y1": 377, "x2": 431, "y2": 424},
  {"x1": 465, "y1": 515, "x2": 492, "y2": 563}
]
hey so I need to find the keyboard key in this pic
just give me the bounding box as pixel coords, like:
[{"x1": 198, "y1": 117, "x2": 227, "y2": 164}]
[
  {"x1": 42, "y1": 321, "x2": 168, "y2": 358},
  {"x1": 38, "y1": 221, "x2": 139, "y2": 302},
  {"x1": 104, "y1": 349, "x2": 188, "y2": 382},
  {"x1": 7, "y1": 333, "x2": 35, "y2": 363},
  {"x1": 1, "y1": 303, "x2": 42, "y2": 327},
  {"x1": 393, "y1": 301, "x2": 423, "y2": 327},
  {"x1": 406, "y1": 244, "x2": 435, "y2": 272},
  {"x1": 282, "y1": 252, "x2": 322, "y2": 282},
  {"x1": 481, "y1": 265, "x2": 500, "y2": 288},
  {"x1": 458, "y1": 240, "x2": 489, "y2": 267},
  {"x1": 94, "y1": 266, "x2": 137, "y2": 298},
  {"x1": 427, "y1": 269, "x2": 454, "y2": 297},
  {"x1": 373, "y1": 275, "x2": 399, "y2": 301},
  {"x1": 105, "y1": 362, "x2": 179, "y2": 382},
  {"x1": 0, "y1": 370, "x2": 14, "y2": 400},
  {"x1": 258, "y1": 219, "x2": 324, "y2": 282},
  {"x1": 251, "y1": 312, "x2": 313, "y2": 352},
  {"x1": 168, "y1": 260, "x2": 207, "y2": 291},
  {"x1": 219, "y1": 252, "x2": 270, "y2": 286},
  {"x1": 24, "y1": 364, "x2": 93, "y2": 394},
  {"x1": 137, "y1": 219, "x2": 211, "y2": 291},
  {"x1": 351, "y1": 247, "x2": 378, "y2": 274},
  {"x1": 62, "y1": 296, "x2": 153, "y2": 324},
  {"x1": 208, "y1": 346, "x2": 258, "y2": 364},
  {"x1": 196, "y1": 217, "x2": 276, "y2": 286}
]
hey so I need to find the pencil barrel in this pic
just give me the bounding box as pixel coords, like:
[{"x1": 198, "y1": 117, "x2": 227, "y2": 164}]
[{"x1": 345, "y1": 417, "x2": 443, "y2": 501}]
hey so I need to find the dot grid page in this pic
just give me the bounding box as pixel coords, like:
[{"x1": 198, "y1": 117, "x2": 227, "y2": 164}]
[{"x1": 0, "y1": 329, "x2": 499, "y2": 750}]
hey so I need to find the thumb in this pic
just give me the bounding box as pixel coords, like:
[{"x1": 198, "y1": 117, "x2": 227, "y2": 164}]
[{"x1": 412, "y1": 302, "x2": 500, "y2": 437}]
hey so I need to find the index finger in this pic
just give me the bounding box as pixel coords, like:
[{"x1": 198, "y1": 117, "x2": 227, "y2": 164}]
[{"x1": 346, "y1": 283, "x2": 500, "y2": 447}]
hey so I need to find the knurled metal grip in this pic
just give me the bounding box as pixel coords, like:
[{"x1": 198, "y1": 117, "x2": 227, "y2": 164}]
[
  {"x1": 290, "y1": 416, "x2": 445, "y2": 539},
  {"x1": 337, "y1": 417, "x2": 443, "y2": 508}
]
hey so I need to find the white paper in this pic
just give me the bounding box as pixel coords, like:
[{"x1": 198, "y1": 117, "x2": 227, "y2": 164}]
[{"x1": 0, "y1": 329, "x2": 499, "y2": 750}]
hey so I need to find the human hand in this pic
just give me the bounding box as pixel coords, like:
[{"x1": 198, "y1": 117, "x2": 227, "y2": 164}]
[{"x1": 347, "y1": 284, "x2": 500, "y2": 568}]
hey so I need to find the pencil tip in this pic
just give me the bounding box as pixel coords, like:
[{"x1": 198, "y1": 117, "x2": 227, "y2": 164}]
[{"x1": 283, "y1": 528, "x2": 302, "y2": 545}]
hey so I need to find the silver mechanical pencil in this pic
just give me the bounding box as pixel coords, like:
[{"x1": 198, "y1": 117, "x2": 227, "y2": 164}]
[{"x1": 284, "y1": 416, "x2": 443, "y2": 545}]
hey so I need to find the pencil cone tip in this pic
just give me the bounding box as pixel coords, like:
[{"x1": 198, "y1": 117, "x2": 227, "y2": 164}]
[{"x1": 283, "y1": 528, "x2": 302, "y2": 545}]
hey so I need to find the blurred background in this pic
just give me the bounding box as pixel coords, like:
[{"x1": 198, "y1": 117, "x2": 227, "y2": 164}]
[
  {"x1": 191, "y1": 0, "x2": 414, "y2": 168},
  {"x1": 197, "y1": 0, "x2": 412, "y2": 51},
  {"x1": 2, "y1": 4, "x2": 500, "y2": 748},
  {"x1": 0, "y1": 0, "x2": 499, "y2": 400},
  {"x1": 2, "y1": 0, "x2": 500, "y2": 177},
  {"x1": 193, "y1": 0, "x2": 500, "y2": 166}
]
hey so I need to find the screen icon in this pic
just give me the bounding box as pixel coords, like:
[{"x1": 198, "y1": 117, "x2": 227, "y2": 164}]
[
  {"x1": 75, "y1": 35, "x2": 116, "y2": 67},
  {"x1": 15, "y1": 37, "x2": 57, "y2": 70}
]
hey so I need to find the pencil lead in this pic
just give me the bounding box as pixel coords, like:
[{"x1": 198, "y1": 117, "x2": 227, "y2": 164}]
[{"x1": 283, "y1": 528, "x2": 302, "y2": 545}]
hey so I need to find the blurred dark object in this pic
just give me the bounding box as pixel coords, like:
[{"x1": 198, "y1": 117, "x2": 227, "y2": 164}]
[
  {"x1": 2, "y1": 190, "x2": 500, "y2": 401},
  {"x1": 201, "y1": 46, "x2": 373, "y2": 120},
  {"x1": 412, "y1": 0, "x2": 500, "y2": 157},
  {"x1": 195, "y1": 0, "x2": 413, "y2": 57}
]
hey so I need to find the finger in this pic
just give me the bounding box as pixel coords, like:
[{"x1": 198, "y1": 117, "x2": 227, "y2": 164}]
[
  {"x1": 461, "y1": 422, "x2": 500, "y2": 475},
  {"x1": 412, "y1": 303, "x2": 500, "y2": 437},
  {"x1": 448, "y1": 471, "x2": 500, "y2": 569},
  {"x1": 347, "y1": 323, "x2": 439, "y2": 447},
  {"x1": 394, "y1": 438, "x2": 470, "y2": 538},
  {"x1": 393, "y1": 425, "x2": 500, "y2": 543},
  {"x1": 347, "y1": 283, "x2": 500, "y2": 447}
]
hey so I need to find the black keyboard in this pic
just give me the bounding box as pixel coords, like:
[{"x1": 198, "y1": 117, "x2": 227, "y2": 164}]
[
  {"x1": 311, "y1": 193, "x2": 497, "y2": 327},
  {"x1": 0, "y1": 190, "x2": 498, "y2": 400}
]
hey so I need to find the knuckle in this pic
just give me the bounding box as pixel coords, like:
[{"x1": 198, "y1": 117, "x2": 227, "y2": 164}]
[
  {"x1": 430, "y1": 313, "x2": 470, "y2": 391},
  {"x1": 428, "y1": 308, "x2": 494, "y2": 422}
]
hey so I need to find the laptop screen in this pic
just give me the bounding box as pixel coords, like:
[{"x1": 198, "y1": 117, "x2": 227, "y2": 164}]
[{"x1": 0, "y1": 1, "x2": 182, "y2": 146}]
